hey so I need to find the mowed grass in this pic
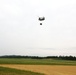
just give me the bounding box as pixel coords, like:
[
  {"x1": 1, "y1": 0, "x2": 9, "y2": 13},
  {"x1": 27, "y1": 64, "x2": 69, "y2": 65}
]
[
  {"x1": 0, "y1": 66, "x2": 44, "y2": 75},
  {"x1": 0, "y1": 58, "x2": 76, "y2": 65}
]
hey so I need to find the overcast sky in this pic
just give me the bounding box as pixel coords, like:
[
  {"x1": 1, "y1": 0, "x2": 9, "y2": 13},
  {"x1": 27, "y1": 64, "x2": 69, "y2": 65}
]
[{"x1": 0, "y1": 0, "x2": 76, "y2": 56}]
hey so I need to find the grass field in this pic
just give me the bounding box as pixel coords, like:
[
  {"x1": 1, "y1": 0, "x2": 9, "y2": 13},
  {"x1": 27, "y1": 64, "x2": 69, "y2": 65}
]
[
  {"x1": 0, "y1": 58, "x2": 76, "y2": 65},
  {"x1": 0, "y1": 58, "x2": 76, "y2": 75},
  {"x1": 0, "y1": 66, "x2": 44, "y2": 75},
  {"x1": 0, "y1": 65, "x2": 76, "y2": 75}
]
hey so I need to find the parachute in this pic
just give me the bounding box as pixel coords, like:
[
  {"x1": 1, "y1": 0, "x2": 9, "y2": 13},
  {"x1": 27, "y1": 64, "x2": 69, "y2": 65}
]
[{"x1": 38, "y1": 17, "x2": 45, "y2": 25}]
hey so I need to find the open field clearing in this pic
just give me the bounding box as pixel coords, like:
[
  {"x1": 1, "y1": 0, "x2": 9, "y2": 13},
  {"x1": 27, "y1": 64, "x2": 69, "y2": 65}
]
[
  {"x1": 0, "y1": 66, "x2": 44, "y2": 75},
  {"x1": 0, "y1": 65, "x2": 76, "y2": 75}
]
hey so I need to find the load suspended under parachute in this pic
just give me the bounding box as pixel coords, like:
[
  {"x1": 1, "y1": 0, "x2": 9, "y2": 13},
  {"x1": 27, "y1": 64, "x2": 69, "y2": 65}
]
[{"x1": 38, "y1": 17, "x2": 45, "y2": 25}]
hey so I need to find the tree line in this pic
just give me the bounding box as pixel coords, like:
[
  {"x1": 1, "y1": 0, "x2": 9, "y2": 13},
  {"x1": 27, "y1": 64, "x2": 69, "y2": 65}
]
[{"x1": 0, "y1": 55, "x2": 76, "y2": 61}]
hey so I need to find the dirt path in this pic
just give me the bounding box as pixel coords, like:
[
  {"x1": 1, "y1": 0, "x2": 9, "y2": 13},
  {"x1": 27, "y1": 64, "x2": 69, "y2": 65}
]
[{"x1": 0, "y1": 65, "x2": 76, "y2": 75}]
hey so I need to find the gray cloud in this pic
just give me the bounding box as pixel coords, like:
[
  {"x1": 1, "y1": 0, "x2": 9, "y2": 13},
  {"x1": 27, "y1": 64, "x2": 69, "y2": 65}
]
[{"x1": 0, "y1": 0, "x2": 76, "y2": 56}]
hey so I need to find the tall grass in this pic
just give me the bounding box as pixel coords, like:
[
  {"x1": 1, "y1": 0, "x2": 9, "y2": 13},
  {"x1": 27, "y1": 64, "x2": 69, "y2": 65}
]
[{"x1": 0, "y1": 58, "x2": 76, "y2": 65}]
